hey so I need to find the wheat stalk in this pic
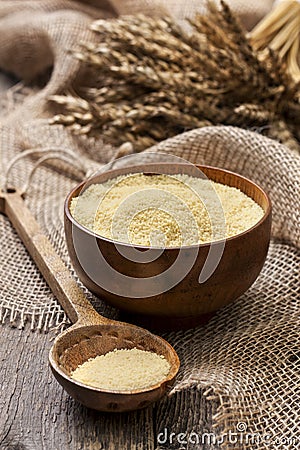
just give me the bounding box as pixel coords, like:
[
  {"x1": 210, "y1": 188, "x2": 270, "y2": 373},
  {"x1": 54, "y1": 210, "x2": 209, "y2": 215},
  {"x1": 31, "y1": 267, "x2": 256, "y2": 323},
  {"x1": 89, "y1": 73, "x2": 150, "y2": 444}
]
[
  {"x1": 50, "y1": 2, "x2": 300, "y2": 153},
  {"x1": 250, "y1": 0, "x2": 300, "y2": 82}
]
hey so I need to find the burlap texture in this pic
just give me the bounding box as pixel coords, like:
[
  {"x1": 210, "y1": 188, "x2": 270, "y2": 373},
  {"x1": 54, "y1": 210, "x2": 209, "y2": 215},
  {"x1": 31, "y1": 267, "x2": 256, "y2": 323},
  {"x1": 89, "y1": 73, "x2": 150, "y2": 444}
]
[
  {"x1": 2, "y1": 1, "x2": 300, "y2": 448},
  {"x1": 152, "y1": 127, "x2": 300, "y2": 446},
  {"x1": 110, "y1": 0, "x2": 275, "y2": 30}
]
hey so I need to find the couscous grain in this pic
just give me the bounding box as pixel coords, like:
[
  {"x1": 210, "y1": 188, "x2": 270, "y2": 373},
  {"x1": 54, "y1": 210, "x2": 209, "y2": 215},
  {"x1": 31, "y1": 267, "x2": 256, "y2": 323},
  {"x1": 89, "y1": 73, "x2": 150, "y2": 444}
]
[
  {"x1": 70, "y1": 173, "x2": 264, "y2": 246},
  {"x1": 71, "y1": 348, "x2": 171, "y2": 391}
]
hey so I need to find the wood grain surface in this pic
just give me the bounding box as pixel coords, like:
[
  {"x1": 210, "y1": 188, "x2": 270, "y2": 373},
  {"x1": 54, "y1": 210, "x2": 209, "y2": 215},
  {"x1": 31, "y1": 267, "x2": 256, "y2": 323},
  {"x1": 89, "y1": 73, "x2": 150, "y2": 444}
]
[
  {"x1": 0, "y1": 326, "x2": 215, "y2": 450},
  {"x1": 0, "y1": 327, "x2": 155, "y2": 450}
]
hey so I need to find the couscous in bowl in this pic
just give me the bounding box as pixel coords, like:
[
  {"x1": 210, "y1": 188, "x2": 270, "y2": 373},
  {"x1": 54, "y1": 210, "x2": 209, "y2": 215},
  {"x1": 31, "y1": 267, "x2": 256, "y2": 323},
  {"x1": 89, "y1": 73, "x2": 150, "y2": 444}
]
[{"x1": 64, "y1": 163, "x2": 271, "y2": 330}]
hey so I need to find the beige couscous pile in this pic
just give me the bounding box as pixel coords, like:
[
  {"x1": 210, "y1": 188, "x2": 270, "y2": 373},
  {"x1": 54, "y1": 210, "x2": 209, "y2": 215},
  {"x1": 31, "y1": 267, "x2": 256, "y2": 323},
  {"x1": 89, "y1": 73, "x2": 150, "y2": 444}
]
[
  {"x1": 70, "y1": 173, "x2": 264, "y2": 247},
  {"x1": 71, "y1": 348, "x2": 171, "y2": 391}
]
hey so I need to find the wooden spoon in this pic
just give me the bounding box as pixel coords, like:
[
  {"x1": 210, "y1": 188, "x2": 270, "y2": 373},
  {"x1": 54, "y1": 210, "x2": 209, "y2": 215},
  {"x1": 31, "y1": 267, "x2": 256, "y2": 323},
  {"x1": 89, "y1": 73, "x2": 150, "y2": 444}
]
[{"x1": 0, "y1": 189, "x2": 180, "y2": 412}]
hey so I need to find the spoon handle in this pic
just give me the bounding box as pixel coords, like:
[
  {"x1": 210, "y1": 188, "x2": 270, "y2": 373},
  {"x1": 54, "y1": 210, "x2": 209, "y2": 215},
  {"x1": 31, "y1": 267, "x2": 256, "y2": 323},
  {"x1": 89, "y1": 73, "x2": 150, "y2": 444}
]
[{"x1": 0, "y1": 189, "x2": 111, "y2": 326}]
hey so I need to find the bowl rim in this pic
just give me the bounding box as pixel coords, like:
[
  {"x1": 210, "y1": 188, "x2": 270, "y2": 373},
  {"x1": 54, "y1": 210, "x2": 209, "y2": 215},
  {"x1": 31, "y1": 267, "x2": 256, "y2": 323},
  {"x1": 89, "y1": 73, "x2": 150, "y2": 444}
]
[{"x1": 64, "y1": 164, "x2": 272, "y2": 250}]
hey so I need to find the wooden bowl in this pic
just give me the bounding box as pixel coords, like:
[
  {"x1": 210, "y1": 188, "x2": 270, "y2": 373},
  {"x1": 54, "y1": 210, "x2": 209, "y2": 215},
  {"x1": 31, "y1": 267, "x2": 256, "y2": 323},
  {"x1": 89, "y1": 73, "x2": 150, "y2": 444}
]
[{"x1": 64, "y1": 164, "x2": 271, "y2": 330}]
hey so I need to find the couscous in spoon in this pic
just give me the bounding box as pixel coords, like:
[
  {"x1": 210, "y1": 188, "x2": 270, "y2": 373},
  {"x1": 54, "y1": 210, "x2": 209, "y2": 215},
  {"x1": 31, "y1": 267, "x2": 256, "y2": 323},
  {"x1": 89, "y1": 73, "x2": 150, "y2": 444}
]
[{"x1": 0, "y1": 188, "x2": 179, "y2": 412}]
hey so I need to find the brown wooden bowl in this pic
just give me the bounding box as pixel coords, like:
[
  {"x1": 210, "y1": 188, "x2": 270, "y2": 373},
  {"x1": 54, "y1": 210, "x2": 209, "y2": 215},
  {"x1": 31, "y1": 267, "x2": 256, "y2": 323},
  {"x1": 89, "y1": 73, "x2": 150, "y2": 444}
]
[{"x1": 64, "y1": 164, "x2": 271, "y2": 330}]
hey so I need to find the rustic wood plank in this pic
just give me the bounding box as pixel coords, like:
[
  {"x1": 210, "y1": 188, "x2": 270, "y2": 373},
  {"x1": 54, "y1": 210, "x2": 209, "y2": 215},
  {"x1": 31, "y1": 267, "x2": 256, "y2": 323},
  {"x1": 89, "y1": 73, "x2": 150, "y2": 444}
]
[
  {"x1": 156, "y1": 388, "x2": 217, "y2": 450},
  {"x1": 0, "y1": 326, "x2": 155, "y2": 450}
]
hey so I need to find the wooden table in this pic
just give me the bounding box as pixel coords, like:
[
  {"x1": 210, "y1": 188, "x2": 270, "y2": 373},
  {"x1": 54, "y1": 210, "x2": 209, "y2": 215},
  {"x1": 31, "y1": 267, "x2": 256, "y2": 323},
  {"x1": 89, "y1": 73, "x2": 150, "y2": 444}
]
[
  {"x1": 0, "y1": 72, "x2": 214, "y2": 450},
  {"x1": 0, "y1": 326, "x2": 215, "y2": 449}
]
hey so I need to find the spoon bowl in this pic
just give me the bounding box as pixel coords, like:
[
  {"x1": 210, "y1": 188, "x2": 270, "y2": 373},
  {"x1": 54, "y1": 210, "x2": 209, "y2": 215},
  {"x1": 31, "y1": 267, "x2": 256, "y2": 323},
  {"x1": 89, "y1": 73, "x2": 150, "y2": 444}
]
[{"x1": 50, "y1": 320, "x2": 179, "y2": 411}]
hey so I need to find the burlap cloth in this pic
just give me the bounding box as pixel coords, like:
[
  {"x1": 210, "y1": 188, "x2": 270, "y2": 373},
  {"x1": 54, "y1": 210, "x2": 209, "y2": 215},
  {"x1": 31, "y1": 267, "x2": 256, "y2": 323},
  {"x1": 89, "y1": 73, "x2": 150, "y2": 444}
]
[{"x1": 1, "y1": 0, "x2": 300, "y2": 448}]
